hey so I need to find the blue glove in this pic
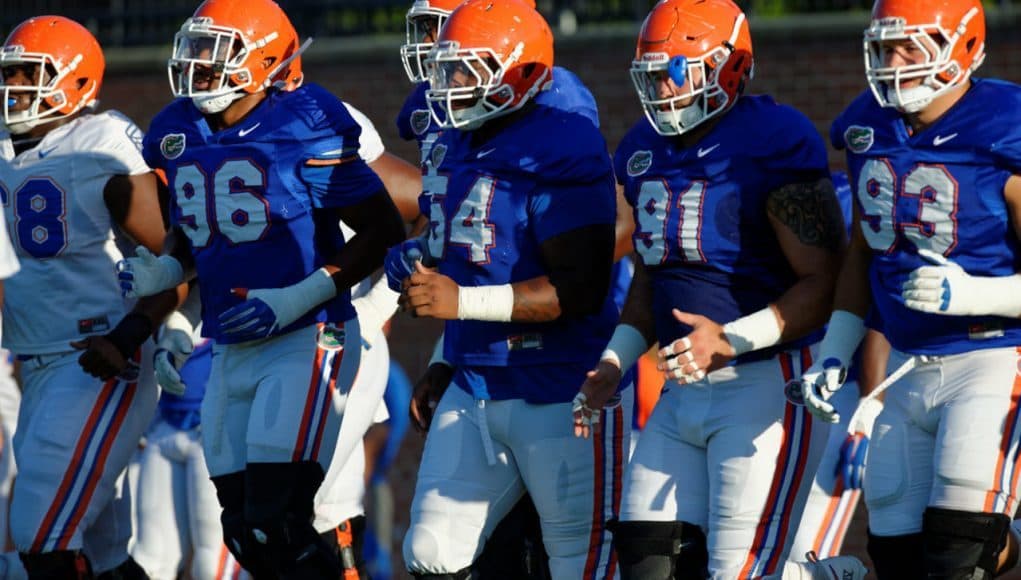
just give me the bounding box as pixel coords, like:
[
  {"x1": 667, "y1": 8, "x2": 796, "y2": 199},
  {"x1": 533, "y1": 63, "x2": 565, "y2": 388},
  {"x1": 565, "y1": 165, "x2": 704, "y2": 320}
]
[
  {"x1": 385, "y1": 237, "x2": 428, "y2": 291},
  {"x1": 835, "y1": 397, "x2": 883, "y2": 490},
  {"x1": 837, "y1": 432, "x2": 869, "y2": 490},
  {"x1": 218, "y1": 269, "x2": 336, "y2": 343}
]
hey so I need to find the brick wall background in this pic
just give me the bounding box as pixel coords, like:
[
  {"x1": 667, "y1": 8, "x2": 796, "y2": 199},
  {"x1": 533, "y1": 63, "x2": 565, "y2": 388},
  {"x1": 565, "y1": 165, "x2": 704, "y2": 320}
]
[{"x1": 97, "y1": 14, "x2": 1021, "y2": 578}]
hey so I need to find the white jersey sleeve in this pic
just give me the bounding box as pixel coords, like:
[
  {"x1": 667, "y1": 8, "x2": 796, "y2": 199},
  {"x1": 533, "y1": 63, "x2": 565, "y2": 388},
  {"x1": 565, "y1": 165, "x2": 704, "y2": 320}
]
[
  {"x1": 78, "y1": 110, "x2": 151, "y2": 176},
  {"x1": 343, "y1": 103, "x2": 385, "y2": 164},
  {"x1": 0, "y1": 218, "x2": 20, "y2": 280}
]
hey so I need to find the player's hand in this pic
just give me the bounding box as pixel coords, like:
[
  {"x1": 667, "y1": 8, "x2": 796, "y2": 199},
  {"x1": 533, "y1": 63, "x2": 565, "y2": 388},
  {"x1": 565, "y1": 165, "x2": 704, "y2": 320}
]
[
  {"x1": 153, "y1": 313, "x2": 195, "y2": 396},
  {"x1": 793, "y1": 358, "x2": 848, "y2": 423},
  {"x1": 385, "y1": 237, "x2": 429, "y2": 292},
  {"x1": 71, "y1": 336, "x2": 136, "y2": 381},
  {"x1": 656, "y1": 309, "x2": 735, "y2": 383},
  {"x1": 573, "y1": 359, "x2": 622, "y2": 438},
  {"x1": 836, "y1": 398, "x2": 883, "y2": 489},
  {"x1": 410, "y1": 362, "x2": 454, "y2": 433},
  {"x1": 115, "y1": 246, "x2": 184, "y2": 299},
  {"x1": 901, "y1": 249, "x2": 976, "y2": 315},
  {"x1": 401, "y1": 262, "x2": 459, "y2": 319}
]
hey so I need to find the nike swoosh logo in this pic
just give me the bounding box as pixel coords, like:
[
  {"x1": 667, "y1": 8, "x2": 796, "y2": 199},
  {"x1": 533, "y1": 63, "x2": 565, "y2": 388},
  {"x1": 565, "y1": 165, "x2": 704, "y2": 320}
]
[
  {"x1": 932, "y1": 133, "x2": 958, "y2": 146},
  {"x1": 38, "y1": 147, "x2": 57, "y2": 158},
  {"x1": 238, "y1": 122, "x2": 261, "y2": 137},
  {"x1": 477, "y1": 148, "x2": 496, "y2": 159},
  {"x1": 697, "y1": 144, "x2": 720, "y2": 158}
]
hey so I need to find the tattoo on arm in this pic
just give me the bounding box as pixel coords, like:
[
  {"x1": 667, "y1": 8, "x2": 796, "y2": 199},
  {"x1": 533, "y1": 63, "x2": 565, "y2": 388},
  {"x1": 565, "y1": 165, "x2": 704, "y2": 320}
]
[{"x1": 766, "y1": 178, "x2": 844, "y2": 251}]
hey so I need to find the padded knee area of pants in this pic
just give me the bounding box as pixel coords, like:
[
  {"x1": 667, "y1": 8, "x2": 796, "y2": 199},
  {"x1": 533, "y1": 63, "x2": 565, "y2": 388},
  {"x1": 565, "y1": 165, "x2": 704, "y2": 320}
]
[
  {"x1": 923, "y1": 508, "x2": 1010, "y2": 579},
  {"x1": 411, "y1": 571, "x2": 470, "y2": 580},
  {"x1": 94, "y1": 556, "x2": 148, "y2": 580},
  {"x1": 610, "y1": 520, "x2": 693, "y2": 580},
  {"x1": 19, "y1": 550, "x2": 94, "y2": 580},
  {"x1": 245, "y1": 461, "x2": 324, "y2": 524},
  {"x1": 867, "y1": 530, "x2": 923, "y2": 579}
]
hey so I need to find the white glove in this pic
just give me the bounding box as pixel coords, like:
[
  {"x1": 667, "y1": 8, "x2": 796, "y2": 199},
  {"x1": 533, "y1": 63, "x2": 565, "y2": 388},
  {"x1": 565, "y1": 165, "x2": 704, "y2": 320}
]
[
  {"x1": 154, "y1": 310, "x2": 195, "y2": 396},
  {"x1": 796, "y1": 310, "x2": 866, "y2": 423},
  {"x1": 116, "y1": 246, "x2": 184, "y2": 298},
  {"x1": 218, "y1": 268, "x2": 337, "y2": 342},
  {"x1": 902, "y1": 249, "x2": 1021, "y2": 317}
]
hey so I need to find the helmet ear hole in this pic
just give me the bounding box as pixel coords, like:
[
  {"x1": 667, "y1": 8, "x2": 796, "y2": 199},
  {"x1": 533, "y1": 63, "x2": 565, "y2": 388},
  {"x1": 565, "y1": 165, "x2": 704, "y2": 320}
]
[{"x1": 76, "y1": 77, "x2": 87, "y2": 90}]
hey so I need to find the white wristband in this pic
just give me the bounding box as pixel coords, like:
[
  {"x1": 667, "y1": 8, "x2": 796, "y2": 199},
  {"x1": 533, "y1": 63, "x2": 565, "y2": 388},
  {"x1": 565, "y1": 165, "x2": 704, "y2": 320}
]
[
  {"x1": 819, "y1": 310, "x2": 867, "y2": 367},
  {"x1": 600, "y1": 324, "x2": 649, "y2": 372},
  {"x1": 722, "y1": 306, "x2": 783, "y2": 356},
  {"x1": 975, "y1": 274, "x2": 1021, "y2": 318},
  {"x1": 429, "y1": 333, "x2": 450, "y2": 367},
  {"x1": 457, "y1": 284, "x2": 514, "y2": 322}
]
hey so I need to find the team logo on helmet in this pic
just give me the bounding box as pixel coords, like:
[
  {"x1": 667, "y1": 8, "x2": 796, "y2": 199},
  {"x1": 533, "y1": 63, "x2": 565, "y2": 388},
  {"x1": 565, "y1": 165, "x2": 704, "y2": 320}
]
[
  {"x1": 430, "y1": 143, "x2": 448, "y2": 168},
  {"x1": 160, "y1": 133, "x2": 187, "y2": 159},
  {"x1": 627, "y1": 150, "x2": 653, "y2": 177},
  {"x1": 844, "y1": 125, "x2": 874, "y2": 154},
  {"x1": 411, "y1": 109, "x2": 432, "y2": 136}
]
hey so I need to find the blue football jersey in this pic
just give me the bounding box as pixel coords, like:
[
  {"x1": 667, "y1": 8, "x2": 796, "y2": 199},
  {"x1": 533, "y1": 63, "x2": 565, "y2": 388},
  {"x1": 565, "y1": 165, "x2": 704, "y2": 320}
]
[
  {"x1": 426, "y1": 105, "x2": 617, "y2": 403},
  {"x1": 832, "y1": 78, "x2": 1021, "y2": 355},
  {"x1": 396, "y1": 66, "x2": 600, "y2": 149},
  {"x1": 615, "y1": 95, "x2": 830, "y2": 361},
  {"x1": 157, "y1": 339, "x2": 212, "y2": 431},
  {"x1": 143, "y1": 85, "x2": 384, "y2": 343}
]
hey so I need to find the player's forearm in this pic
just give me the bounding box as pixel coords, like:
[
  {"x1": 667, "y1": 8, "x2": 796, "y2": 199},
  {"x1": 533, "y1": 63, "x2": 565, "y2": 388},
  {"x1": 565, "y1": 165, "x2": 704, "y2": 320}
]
[
  {"x1": 832, "y1": 236, "x2": 873, "y2": 318},
  {"x1": 508, "y1": 276, "x2": 561, "y2": 322},
  {"x1": 325, "y1": 191, "x2": 406, "y2": 293}
]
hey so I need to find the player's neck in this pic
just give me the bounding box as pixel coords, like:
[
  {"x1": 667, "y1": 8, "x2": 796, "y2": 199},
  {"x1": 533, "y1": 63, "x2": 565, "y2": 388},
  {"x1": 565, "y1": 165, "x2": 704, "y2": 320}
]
[
  {"x1": 674, "y1": 115, "x2": 723, "y2": 150},
  {"x1": 206, "y1": 91, "x2": 267, "y2": 133},
  {"x1": 903, "y1": 80, "x2": 971, "y2": 134},
  {"x1": 470, "y1": 100, "x2": 537, "y2": 148},
  {"x1": 10, "y1": 113, "x2": 79, "y2": 155}
]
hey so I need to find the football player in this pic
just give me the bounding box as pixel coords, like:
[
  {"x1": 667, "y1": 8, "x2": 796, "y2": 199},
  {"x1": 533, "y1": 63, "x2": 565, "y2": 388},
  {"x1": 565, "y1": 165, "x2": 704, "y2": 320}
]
[
  {"x1": 0, "y1": 15, "x2": 169, "y2": 579},
  {"x1": 800, "y1": 0, "x2": 1021, "y2": 577},
  {"x1": 117, "y1": 0, "x2": 405, "y2": 577},
  {"x1": 577, "y1": 0, "x2": 867, "y2": 577},
  {"x1": 389, "y1": 1, "x2": 627, "y2": 578}
]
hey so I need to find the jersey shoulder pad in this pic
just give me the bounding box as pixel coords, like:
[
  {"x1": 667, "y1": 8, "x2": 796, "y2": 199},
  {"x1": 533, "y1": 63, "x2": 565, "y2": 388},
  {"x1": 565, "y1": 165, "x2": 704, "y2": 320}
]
[
  {"x1": 508, "y1": 107, "x2": 612, "y2": 184},
  {"x1": 734, "y1": 96, "x2": 827, "y2": 173},
  {"x1": 72, "y1": 110, "x2": 149, "y2": 176},
  {"x1": 613, "y1": 119, "x2": 659, "y2": 185},
  {"x1": 278, "y1": 84, "x2": 363, "y2": 162},
  {"x1": 974, "y1": 79, "x2": 1021, "y2": 173},
  {"x1": 539, "y1": 66, "x2": 600, "y2": 128},
  {"x1": 142, "y1": 99, "x2": 198, "y2": 169},
  {"x1": 830, "y1": 89, "x2": 881, "y2": 151},
  {"x1": 396, "y1": 82, "x2": 432, "y2": 141}
]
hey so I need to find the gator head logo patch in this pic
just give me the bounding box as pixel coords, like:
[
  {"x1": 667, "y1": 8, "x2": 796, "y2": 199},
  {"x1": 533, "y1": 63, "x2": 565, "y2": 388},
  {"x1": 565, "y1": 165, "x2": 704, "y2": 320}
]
[
  {"x1": 627, "y1": 150, "x2": 653, "y2": 177},
  {"x1": 411, "y1": 109, "x2": 432, "y2": 136},
  {"x1": 430, "y1": 143, "x2": 448, "y2": 168},
  {"x1": 160, "y1": 133, "x2": 186, "y2": 159},
  {"x1": 844, "y1": 125, "x2": 874, "y2": 154}
]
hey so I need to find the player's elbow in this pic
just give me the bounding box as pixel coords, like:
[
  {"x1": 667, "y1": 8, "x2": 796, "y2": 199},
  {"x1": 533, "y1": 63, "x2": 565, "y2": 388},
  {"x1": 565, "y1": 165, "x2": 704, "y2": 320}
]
[{"x1": 373, "y1": 188, "x2": 408, "y2": 248}]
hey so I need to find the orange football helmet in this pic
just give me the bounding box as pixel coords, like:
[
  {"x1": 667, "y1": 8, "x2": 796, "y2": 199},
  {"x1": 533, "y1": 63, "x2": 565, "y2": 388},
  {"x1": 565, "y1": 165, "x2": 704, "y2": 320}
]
[
  {"x1": 401, "y1": 0, "x2": 537, "y2": 84},
  {"x1": 168, "y1": 0, "x2": 305, "y2": 114},
  {"x1": 864, "y1": 0, "x2": 985, "y2": 113},
  {"x1": 425, "y1": 0, "x2": 553, "y2": 130},
  {"x1": 0, "y1": 16, "x2": 104, "y2": 134},
  {"x1": 631, "y1": 0, "x2": 753, "y2": 136}
]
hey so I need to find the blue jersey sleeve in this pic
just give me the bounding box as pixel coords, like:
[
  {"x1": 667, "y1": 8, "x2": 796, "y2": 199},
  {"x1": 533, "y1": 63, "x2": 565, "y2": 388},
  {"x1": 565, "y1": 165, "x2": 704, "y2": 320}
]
[
  {"x1": 296, "y1": 89, "x2": 385, "y2": 209},
  {"x1": 528, "y1": 174, "x2": 616, "y2": 243},
  {"x1": 755, "y1": 105, "x2": 829, "y2": 186},
  {"x1": 989, "y1": 90, "x2": 1021, "y2": 175},
  {"x1": 537, "y1": 66, "x2": 600, "y2": 128},
  {"x1": 396, "y1": 83, "x2": 433, "y2": 142}
]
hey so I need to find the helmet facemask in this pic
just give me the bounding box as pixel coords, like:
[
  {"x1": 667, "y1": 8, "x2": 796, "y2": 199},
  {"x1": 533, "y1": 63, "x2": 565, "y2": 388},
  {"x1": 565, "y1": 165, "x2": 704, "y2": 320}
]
[
  {"x1": 401, "y1": 2, "x2": 449, "y2": 83},
  {"x1": 425, "y1": 40, "x2": 548, "y2": 131},
  {"x1": 631, "y1": 49, "x2": 731, "y2": 137},
  {"x1": 864, "y1": 8, "x2": 984, "y2": 113},
  {"x1": 168, "y1": 17, "x2": 272, "y2": 114},
  {"x1": 0, "y1": 47, "x2": 92, "y2": 135}
]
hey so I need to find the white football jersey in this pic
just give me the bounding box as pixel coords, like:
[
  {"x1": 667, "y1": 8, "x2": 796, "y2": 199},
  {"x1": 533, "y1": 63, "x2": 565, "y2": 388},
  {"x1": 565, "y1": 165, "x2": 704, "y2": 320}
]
[{"x1": 0, "y1": 111, "x2": 150, "y2": 354}]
